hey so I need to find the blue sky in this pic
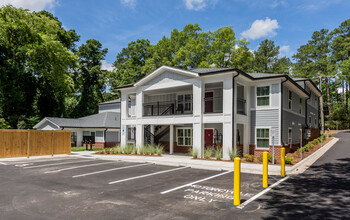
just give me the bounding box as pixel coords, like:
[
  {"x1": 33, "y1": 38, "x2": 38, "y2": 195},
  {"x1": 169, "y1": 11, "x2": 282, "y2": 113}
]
[{"x1": 1, "y1": 0, "x2": 350, "y2": 70}]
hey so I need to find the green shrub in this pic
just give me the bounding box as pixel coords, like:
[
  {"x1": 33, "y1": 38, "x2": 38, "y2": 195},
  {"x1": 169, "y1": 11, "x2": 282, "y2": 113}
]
[
  {"x1": 189, "y1": 148, "x2": 198, "y2": 159},
  {"x1": 256, "y1": 153, "x2": 273, "y2": 162},
  {"x1": 329, "y1": 133, "x2": 333, "y2": 137},
  {"x1": 112, "y1": 146, "x2": 122, "y2": 154},
  {"x1": 147, "y1": 145, "x2": 156, "y2": 155},
  {"x1": 267, "y1": 153, "x2": 273, "y2": 162},
  {"x1": 123, "y1": 144, "x2": 133, "y2": 154},
  {"x1": 139, "y1": 145, "x2": 147, "y2": 155},
  {"x1": 204, "y1": 148, "x2": 213, "y2": 159},
  {"x1": 95, "y1": 149, "x2": 105, "y2": 154},
  {"x1": 244, "y1": 154, "x2": 254, "y2": 162},
  {"x1": 302, "y1": 144, "x2": 309, "y2": 152},
  {"x1": 105, "y1": 148, "x2": 113, "y2": 154},
  {"x1": 313, "y1": 139, "x2": 319, "y2": 145},
  {"x1": 229, "y1": 149, "x2": 240, "y2": 160},
  {"x1": 215, "y1": 148, "x2": 222, "y2": 160},
  {"x1": 155, "y1": 145, "x2": 163, "y2": 155},
  {"x1": 285, "y1": 157, "x2": 294, "y2": 164},
  {"x1": 132, "y1": 147, "x2": 138, "y2": 154}
]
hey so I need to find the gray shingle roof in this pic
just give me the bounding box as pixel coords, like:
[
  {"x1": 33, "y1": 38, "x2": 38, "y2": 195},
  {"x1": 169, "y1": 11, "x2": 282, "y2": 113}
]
[
  {"x1": 98, "y1": 99, "x2": 120, "y2": 105},
  {"x1": 190, "y1": 68, "x2": 232, "y2": 74},
  {"x1": 246, "y1": 72, "x2": 285, "y2": 78},
  {"x1": 45, "y1": 112, "x2": 120, "y2": 128}
]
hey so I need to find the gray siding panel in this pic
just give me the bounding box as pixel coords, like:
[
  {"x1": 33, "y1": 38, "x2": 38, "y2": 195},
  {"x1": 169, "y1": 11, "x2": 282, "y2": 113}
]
[
  {"x1": 271, "y1": 83, "x2": 280, "y2": 107},
  {"x1": 307, "y1": 104, "x2": 319, "y2": 128},
  {"x1": 282, "y1": 110, "x2": 305, "y2": 145},
  {"x1": 250, "y1": 109, "x2": 279, "y2": 145},
  {"x1": 144, "y1": 71, "x2": 192, "y2": 86},
  {"x1": 106, "y1": 131, "x2": 120, "y2": 142}
]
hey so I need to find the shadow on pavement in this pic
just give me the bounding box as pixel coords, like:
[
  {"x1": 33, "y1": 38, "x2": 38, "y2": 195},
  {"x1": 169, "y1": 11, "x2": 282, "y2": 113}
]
[{"x1": 258, "y1": 157, "x2": 350, "y2": 219}]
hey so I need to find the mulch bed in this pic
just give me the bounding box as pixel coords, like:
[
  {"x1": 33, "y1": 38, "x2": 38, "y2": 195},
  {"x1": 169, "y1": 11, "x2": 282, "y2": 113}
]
[{"x1": 93, "y1": 153, "x2": 162, "y2": 157}]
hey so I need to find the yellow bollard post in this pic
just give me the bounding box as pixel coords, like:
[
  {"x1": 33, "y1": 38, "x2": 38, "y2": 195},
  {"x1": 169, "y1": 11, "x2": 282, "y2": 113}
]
[
  {"x1": 234, "y1": 157, "x2": 241, "y2": 206},
  {"x1": 281, "y1": 147, "x2": 285, "y2": 177},
  {"x1": 263, "y1": 151, "x2": 268, "y2": 188}
]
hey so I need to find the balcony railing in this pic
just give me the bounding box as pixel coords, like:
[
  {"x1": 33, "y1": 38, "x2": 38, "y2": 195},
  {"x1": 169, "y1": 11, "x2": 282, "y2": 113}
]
[
  {"x1": 204, "y1": 96, "x2": 223, "y2": 113},
  {"x1": 143, "y1": 100, "x2": 193, "y2": 116},
  {"x1": 237, "y1": 98, "x2": 246, "y2": 115}
]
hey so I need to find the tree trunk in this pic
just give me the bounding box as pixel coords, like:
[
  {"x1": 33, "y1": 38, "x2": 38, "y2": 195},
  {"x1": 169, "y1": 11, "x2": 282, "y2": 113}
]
[
  {"x1": 342, "y1": 80, "x2": 345, "y2": 108},
  {"x1": 325, "y1": 77, "x2": 332, "y2": 118},
  {"x1": 346, "y1": 81, "x2": 349, "y2": 112}
]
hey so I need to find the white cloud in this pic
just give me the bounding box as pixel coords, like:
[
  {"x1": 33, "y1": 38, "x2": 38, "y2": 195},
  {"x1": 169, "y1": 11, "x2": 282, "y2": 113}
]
[
  {"x1": 279, "y1": 45, "x2": 291, "y2": 57},
  {"x1": 101, "y1": 60, "x2": 114, "y2": 72},
  {"x1": 120, "y1": 0, "x2": 136, "y2": 9},
  {"x1": 183, "y1": 0, "x2": 218, "y2": 11},
  {"x1": 0, "y1": 0, "x2": 57, "y2": 11},
  {"x1": 241, "y1": 18, "x2": 279, "y2": 40}
]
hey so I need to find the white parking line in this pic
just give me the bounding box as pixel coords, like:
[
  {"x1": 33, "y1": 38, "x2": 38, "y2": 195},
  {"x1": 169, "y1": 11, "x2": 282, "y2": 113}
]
[
  {"x1": 45, "y1": 161, "x2": 118, "y2": 173},
  {"x1": 24, "y1": 160, "x2": 94, "y2": 169},
  {"x1": 237, "y1": 176, "x2": 290, "y2": 209},
  {"x1": 160, "y1": 170, "x2": 232, "y2": 194},
  {"x1": 72, "y1": 163, "x2": 150, "y2": 178},
  {"x1": 109, "y1": 167, "x2": 188, "y2": 185},
  {"x1": 12, "y1": 158, "x2": 78, "y2": 164}
]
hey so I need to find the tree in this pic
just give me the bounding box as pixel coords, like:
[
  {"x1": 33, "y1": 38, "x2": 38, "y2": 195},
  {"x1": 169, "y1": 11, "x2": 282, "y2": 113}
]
[
  {"x1": 293, "y1": 29, "x2": 335, "y2": 117},
  {"x1": 0, "y1": 5, "x2": 78, "y2": 128},
  {"x1": 252, "y1": 39, "x2": 291, "y2": 74},
  {"x1": 72, "y1": 39, "x2": 108, "y2": 117}
]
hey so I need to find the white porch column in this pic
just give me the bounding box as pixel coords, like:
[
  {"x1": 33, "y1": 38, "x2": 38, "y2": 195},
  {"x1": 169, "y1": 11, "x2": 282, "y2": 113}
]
[
  {"x1": 222, "y1": 76, "x2": 234, "y2": 160},
  {"x1": 121, "y1": 125, "x2": 127, "y2": 147},
  {"x1": 136, "y1": 124, "x2": 144, "y2": 149},
  {"x1": 150, "y1": 124, "x2": 155, "y2": 145},
  {"x1": 192, "y1": 80, "x2": 204, "y2": 158},
  {"x1": 169, "y1": 125, "x2": 174, "y2": 154}
]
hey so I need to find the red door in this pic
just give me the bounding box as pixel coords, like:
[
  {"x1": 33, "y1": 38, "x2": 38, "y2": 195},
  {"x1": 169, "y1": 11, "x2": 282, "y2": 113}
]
[
  {"x1": 205, "y1": 92, "x2": 213, "y2": 113},
  {"x1": 204, "y1": 129, "x2": 214, "y2": 148}
]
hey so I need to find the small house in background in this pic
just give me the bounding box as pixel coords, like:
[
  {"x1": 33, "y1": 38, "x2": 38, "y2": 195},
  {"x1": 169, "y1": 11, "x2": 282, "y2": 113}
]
[{"x1": 33, "y1": 99, "x2": 121, "y2": 148}]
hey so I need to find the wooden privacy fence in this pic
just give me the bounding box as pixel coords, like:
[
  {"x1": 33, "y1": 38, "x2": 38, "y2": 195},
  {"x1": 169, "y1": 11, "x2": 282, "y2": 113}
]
[{"x1": 0, "y1": 129, "x2": 71, "y2": 158}]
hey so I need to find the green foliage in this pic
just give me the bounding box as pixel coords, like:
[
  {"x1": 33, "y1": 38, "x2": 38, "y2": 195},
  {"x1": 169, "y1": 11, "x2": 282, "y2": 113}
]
[
  {"x1": 71, "y1": 147, "x2": 101, "y2": 152},
  {"x1": 123, "y1": 145, "x2": 134, "y2": 154},
  {"x1": 0, "y1": 117, "x2": 10, "y2": 129},
  {"x1": 229, "y1": 148, "x2": 241, "y2": 161},
  {"x1": 155, "y1": 145, "x2": 164, "y2": 155},
  {"x1": 257, "y1": 153, "x2": 273, "y2": 162},
  {"x1": 204, "y1": 148, "x2": 214, "y2": 159},
  {"x1": 189, "y1": 148, "x2": 199, "y2": 159},
  {"x1": 244, "y1": 154, "x2": 254, "y2": 162},
  {"x1": 214, "y1": 148, "x2": 222, "y2": 160},
  {"x1": 285, "y1": 157, "x2": 294, "y2": 164},
  {"x1": 113, "y1": 146, "x2": 123, "y2": 154},
  {"x1": 329, "y1": 133, "x2": 333, "y2": 137}
]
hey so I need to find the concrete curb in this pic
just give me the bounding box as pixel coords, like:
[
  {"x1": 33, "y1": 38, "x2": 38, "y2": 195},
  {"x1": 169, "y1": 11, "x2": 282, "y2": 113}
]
[{"x1": 288, "y1": 137, "x2": 339, "y2": 175}]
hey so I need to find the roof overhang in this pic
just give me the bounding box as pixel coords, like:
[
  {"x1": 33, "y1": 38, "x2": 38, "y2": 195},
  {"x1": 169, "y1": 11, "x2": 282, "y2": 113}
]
[
  {"x1": 33, "y1": 118, "x2": 60, "y2": 129},
  {"x1": 295, "y1": 79, "x2": 322, "y2": 97}
]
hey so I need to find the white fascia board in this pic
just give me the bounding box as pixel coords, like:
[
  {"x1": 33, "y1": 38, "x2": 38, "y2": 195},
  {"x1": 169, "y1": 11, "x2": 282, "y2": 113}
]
[
  {"x1": 284, "y1": 81, "x2": 309, "y2": 99},
  {"x1": 305, "y1": 81, "x2": 322, "y2": 97},
  {"x1": 134, "y1": 66, "x2": 199, "y2": 87},
  {"x1": 33, "y1": 118, "x2": 60, "y2": 129}
]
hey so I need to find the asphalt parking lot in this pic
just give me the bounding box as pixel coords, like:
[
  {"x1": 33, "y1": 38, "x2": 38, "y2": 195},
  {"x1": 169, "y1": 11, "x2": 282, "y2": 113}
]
[{"x1": 0, "y1": 156, "x2": 281, "y2": 220}]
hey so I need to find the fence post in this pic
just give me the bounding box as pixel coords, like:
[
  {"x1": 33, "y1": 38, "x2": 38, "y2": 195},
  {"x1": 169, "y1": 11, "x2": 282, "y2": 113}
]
[{"x1": 27, "y1": 129, "x2": 30, "y2": 158}]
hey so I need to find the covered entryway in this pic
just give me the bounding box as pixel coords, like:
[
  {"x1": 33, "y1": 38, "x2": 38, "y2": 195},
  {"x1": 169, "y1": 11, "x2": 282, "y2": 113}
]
[{"x1": 204, "y1": 129, "x2": 214, "y2": 148}]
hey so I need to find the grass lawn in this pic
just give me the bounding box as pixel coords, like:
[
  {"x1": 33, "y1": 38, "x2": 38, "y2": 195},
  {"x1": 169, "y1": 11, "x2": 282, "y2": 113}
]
[{"x1": 71, "y1": 147, "x2": 101, "y2": 152}]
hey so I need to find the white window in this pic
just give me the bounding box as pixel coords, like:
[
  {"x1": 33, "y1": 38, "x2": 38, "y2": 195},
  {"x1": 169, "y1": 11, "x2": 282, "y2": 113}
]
[
  {"x1": 288, "y1": 128, "x2": 292, "y2": 145},
  {"x1": 257, "y1": 86, "x2": 270, "y2": 106},
  {"x1": 288, "y1": 91, "x2": 293, "y2": 109},
  {"x1": 256, "y1": 128, "x2": 269, "y2": 148},
  {"x1": 299, "y1": 98, "x2": 302, "y2": 114},
  {"x1": 177, "y1": 94, "x2": 192, "y2": 112},
  {"x1": 177, "y1": 128, "x2": 192, "y2": 146}
]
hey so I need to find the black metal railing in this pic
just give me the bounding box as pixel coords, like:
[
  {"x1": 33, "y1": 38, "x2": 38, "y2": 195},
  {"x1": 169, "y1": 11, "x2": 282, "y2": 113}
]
[
  {"x1": 237, "y1": 98, "x2": 246, "y2": 115},
  {"x1": 204, "y1": 96, "x2": 223, "y2": 113},
  {"x1": 143, "y1": 100, "x2": 193, "y2": 116}
]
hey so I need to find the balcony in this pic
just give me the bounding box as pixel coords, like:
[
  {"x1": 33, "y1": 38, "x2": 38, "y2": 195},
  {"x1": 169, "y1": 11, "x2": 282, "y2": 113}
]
[
  {"x1": 143, "y1": 100, "x2": 193, "y2": 116},
  {"x1": 237, "y1": 98, "x2": 246, "y2": 115},
  {"x1": 204, "y1": 96, "x2": 223, "y2": 113}
]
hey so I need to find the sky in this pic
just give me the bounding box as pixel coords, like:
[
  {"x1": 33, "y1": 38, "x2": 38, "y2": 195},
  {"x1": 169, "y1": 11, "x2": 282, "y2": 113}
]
[{"x1": 1, "y1": 0, "x2": 349, "y2": 71}]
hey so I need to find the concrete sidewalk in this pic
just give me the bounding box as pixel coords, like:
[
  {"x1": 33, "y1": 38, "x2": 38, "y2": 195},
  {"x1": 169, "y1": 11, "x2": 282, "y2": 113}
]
[{"x1": 72, "y1": 137, "x2": 339, "y2": 175}]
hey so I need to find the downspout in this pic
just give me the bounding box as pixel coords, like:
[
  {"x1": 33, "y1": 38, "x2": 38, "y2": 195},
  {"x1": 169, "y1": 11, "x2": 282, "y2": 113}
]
[
  {"x1": 104, "y1": 128, "x2": 108, "y2": 148},
  {"x1": 232, "y1": 72, "x2": 240, "y2": 151},
  {"x1": 280, "y1": 78, "x2": 288, "y2": 147}
]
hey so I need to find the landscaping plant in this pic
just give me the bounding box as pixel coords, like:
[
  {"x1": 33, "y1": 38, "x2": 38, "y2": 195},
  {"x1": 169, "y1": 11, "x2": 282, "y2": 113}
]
[
  {"x1": 123, "y1": 144, "x2": 134, "y2": 154},
  {"x1": 189, "y1": 148, "x2": 199, "y2": 159},
  {"x1": 204, "y1": 148, "x2": 213, "y2": 159},
  {"x1": 155, "y1": 145, "x2": 163, "y2": 155},
  {"x1": 244, "y1": 154, "x2": 254, "y2": 162},
  {"x1": 215, "y1": 147, "x2": 222, "y2": 160},
  {"x1": 285, "y1": 157, "x2": 294, "y2": 164},
  {"x1": 229, "y1": 148, "x2": 240, "y2": 160}
]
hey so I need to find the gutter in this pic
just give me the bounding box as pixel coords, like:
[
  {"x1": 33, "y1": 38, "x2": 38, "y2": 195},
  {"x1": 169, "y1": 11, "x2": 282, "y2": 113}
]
[
  {"x1": 280, "y1": 77, "x2": 288, "y2": 147},
  {"x1": 232, "y1": 72, "x2": 240, "y2": 150}
]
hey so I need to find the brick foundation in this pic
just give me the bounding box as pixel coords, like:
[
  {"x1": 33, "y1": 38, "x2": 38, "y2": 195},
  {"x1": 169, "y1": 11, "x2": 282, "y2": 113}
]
[
  {"x1": 249, "y1": 144, "x2": 301, "y2": 162},
  {"x1": 159, "y1": 141, "x2": 191, "y2": 153}
]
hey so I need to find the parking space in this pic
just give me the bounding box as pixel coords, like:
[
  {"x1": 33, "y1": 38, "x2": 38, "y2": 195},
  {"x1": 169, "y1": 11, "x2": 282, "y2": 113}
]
[{"x1": 0, "y1": 157, "x2": 281, "y2": 219}]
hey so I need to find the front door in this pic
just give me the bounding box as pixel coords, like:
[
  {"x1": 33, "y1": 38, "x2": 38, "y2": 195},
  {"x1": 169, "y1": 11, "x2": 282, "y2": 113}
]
[
  {"x1": 205, "y1": 92, "x2": 214, "y2": 113},
  {"x1": 204, "y1": 129, "x2": 214, "y2": 148}
]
